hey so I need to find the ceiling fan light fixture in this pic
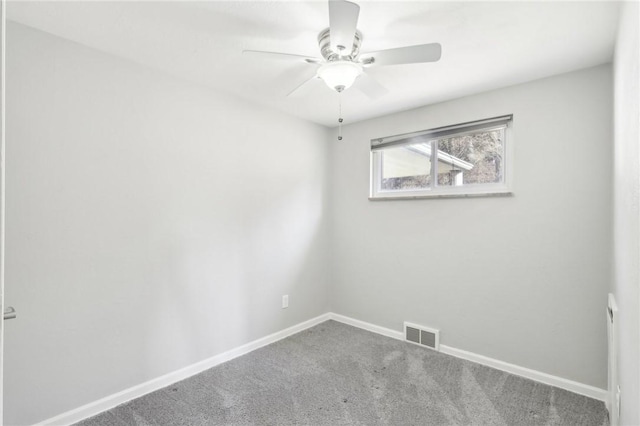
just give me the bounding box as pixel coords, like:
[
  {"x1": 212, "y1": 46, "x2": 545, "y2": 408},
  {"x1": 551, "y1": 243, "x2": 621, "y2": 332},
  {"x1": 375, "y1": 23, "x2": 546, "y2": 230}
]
[{"x1": 317, "y1": 61, "x2": 363, "y2": 92}]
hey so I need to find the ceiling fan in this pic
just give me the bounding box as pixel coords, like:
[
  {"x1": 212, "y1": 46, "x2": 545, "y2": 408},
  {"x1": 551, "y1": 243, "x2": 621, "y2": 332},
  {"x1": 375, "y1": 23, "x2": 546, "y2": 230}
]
[{"x1": 243, "y1": 0, "x2": 442, "y2": 99}]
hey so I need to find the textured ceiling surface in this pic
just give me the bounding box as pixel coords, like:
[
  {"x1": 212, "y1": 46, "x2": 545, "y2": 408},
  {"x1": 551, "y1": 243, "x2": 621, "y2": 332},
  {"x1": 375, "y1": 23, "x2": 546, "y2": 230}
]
[{"x1": 8, "y1": 1, "x2": 620, "y2": 127}]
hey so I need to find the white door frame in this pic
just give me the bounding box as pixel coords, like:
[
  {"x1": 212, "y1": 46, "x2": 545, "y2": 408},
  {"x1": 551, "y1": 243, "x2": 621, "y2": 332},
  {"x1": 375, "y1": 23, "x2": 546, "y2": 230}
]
[{"x1": 0, "y1": 0, "x2": 6, "y2": 423}]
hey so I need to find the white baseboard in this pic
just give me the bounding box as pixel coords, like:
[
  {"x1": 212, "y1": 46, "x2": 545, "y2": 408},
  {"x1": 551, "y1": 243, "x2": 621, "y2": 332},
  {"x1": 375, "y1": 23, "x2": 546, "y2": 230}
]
[
  {"x1": 438, "y1": 345, "x2": 607, "y2": 402},
  {"x1": 329, "y1": 313, "x2": 607, "y2": 403},
  {"x1": 36, "y1": 313, "x2": 331, "y2": 426},
  {"x1": 329, "y1": 313, "x2": 404, "y2": 340},
  {"x1": 36, "y1": 311, "x2": 607, "y2": 425}
]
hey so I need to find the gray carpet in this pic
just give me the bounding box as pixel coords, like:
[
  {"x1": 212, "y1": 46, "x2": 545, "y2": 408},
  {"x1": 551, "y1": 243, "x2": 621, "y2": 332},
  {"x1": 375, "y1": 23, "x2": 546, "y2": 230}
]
[{"x1": 76, "y1": 320, "x2": 608, "y2": 425}]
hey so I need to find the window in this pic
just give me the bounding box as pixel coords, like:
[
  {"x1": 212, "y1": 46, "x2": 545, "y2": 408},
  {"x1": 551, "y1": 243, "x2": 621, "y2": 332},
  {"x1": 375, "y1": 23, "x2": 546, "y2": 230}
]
[{"x1": 370, "y1": 115, "x2": 512, "y2": 199}]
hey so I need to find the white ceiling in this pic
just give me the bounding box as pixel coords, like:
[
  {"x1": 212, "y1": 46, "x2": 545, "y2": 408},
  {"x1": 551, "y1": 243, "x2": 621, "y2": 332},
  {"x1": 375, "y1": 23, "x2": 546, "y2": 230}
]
[{"x1": 8, "y1": 1, "x2": 620, "y2": 127}]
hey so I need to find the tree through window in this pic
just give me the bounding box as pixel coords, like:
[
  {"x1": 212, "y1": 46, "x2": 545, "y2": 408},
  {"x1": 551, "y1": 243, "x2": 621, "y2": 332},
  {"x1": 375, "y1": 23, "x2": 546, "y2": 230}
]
[{"x1": 370, "y1": 116, "x2": 512, "y2": 199}]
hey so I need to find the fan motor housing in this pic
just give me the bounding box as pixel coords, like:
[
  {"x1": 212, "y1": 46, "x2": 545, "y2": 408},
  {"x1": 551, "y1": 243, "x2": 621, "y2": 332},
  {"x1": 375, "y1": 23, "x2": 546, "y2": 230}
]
[{"x1": 318, "y1": 28, "x2": 363, "y2": 62}]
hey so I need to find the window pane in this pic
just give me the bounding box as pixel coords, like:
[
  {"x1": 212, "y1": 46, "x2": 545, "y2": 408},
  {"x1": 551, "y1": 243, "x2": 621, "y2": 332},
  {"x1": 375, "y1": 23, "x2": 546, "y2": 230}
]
[
  {"x1": 435, "y1": 128, "x2": 504, "y2": 187},
  {"x1": 380, "y1": 142, "x2": 432, "y2": 191}
]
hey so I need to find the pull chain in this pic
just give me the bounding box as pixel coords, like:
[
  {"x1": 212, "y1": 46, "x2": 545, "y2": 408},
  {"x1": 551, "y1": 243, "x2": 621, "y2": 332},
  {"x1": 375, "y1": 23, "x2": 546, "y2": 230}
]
[{"x1": 338, "y1": 93, "x2": 343, "y2": 141}]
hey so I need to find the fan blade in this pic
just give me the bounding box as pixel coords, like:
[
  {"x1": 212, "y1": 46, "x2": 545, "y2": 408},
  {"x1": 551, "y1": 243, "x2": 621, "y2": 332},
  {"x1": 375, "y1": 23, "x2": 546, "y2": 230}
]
[
  {"x1": 361, "y1": 43, "x2": 442, "y2": 67},
  {"x1": 287, "y1": 75, "x2": 322, "y2": 97},
  {"x1": 353, "y1": 73, "x2": 388, "y2": 100},
  {"x1": 243, "y1": 50, "x2": 321, "y2": 64},
  {"x1": 328, "y1": 0, "x2": 360, "y2": 54}
]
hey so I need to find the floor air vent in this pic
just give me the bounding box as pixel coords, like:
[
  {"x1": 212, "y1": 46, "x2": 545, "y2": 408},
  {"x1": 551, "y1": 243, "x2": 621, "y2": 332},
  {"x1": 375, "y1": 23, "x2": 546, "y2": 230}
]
[{"x1": 404, "y1": 322, "x2": 439, "y2": 351}]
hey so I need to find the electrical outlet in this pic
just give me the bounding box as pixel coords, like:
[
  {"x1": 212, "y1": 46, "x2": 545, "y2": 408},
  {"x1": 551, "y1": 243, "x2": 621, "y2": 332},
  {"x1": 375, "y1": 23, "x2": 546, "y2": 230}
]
[{"x1": 282, "y1": 295, "x2": 289, "y2": 309}]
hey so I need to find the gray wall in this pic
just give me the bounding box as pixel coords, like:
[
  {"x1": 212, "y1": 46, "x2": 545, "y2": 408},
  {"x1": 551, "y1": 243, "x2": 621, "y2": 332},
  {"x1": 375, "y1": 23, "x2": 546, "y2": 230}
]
[
  {"x1": 613, "y1": 2, "x2": 640, "y2": 424},
  {"x1": 4, "y1": 22, "x2": 331, "y2": 425},
  {"x1": 330, "y1": 65, "x2": 612, "y2": 390}
]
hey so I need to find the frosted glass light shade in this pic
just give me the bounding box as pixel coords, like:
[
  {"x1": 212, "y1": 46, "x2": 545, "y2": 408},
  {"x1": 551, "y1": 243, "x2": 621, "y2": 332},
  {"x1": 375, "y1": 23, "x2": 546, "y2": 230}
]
[{"x1": 317, "y1": 61, "x2": 363, "y2": 92}]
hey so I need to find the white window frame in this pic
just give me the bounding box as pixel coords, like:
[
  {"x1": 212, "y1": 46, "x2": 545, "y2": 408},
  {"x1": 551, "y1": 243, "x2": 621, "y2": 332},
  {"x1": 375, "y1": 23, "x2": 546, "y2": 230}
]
[{"x1": 369, "y1": 115, "x2": 513, "y2": 200}]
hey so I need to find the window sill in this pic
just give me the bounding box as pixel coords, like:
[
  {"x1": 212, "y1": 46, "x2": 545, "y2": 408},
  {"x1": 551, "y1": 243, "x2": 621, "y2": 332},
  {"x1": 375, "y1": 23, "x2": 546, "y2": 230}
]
[{"x1": 369, "y1": 191, "x2": 513, "y2": 201}]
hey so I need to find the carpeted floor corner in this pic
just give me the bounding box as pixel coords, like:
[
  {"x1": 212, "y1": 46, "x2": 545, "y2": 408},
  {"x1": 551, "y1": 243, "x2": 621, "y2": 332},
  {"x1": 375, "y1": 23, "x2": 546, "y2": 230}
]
[{"x1": 76, "y1": 320, "x2": 609, "y2": 425}]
